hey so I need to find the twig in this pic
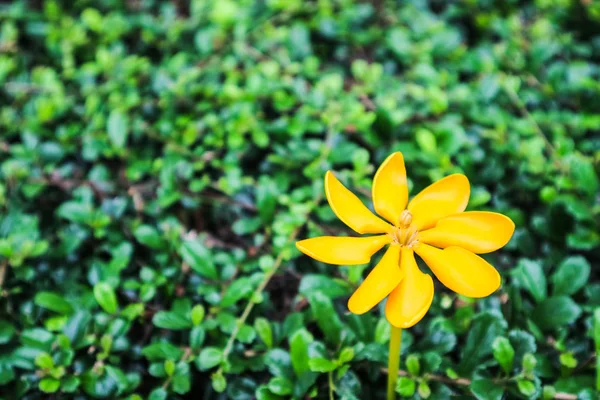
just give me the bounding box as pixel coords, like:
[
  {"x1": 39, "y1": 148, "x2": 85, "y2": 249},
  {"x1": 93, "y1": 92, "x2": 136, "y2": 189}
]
[
  {"x1": 359, "y1": 94, "x2": 377, "y2": 111},
  {"x1": 501, "y1": 78, "x2": 558, "y2": 159},
  {"x1": 554, "y1": 394, "x2": 578, "y2": 400},
  {"x1": 3, "y1": 82, "x2": 44, "y2": 93},
  {"x1": 200, "y1": 190, "x2": 258, "y2": 212},
  {"x1": 0, "y1": 260, "x2": 7, "y2": 288},
  {"x1": 217, "y1": 223, "x2": 306, "y2": 371}
]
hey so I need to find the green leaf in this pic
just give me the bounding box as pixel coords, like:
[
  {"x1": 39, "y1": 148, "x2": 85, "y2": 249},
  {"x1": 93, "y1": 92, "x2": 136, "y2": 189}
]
[
  {"x1": 107, "y1": 109, "x2": 129, "y2": 149},
  {"x1": 190, "y1": 326, "x2": 205, "y2": 351},
  {"x1": 336, "y1": 371, "x2": 361, "y2": 399},
  {"x1": 0, "y1": 320, "x2": 16, "y2": 344},
  {"x1": 61, "y1": 375, "x2": 80, "y2": 393},
  {"x1": 232, "y1": 216, "x2": 262, "y2": 235},
  {"x1": 164, "y1": 360, "x2": 175, "y2": 376},
  {"x1": 179, "y1": 239, "x2": 217, "y2": 279},
  {"x1": 416, "y1": 128, "x2": 437, "y2": 153},
  {"x1": 121, "y1": 303, "x2": 144, "y2": 321},
  {"x1": 374, "y1": 318, "x2": 391, "y2": 344},
  {"x1": 522, "y1": 353, "x2": 537, "y2": 374},
  {"x1": 308, "y1": 357, "x2": 337, "y2": 373},
  {"x1": 142, "y1": 342, "x2": 184, "y2": 361},
  {"x1": 559, "y1": 352, "x2": 577, "y2": 368},
  {"x1": 256, "y1": 386, "x2": 279, "y2": 400},
  {"x1": 460, "y1": 312, "x2": 507, "y2": 374},
  {"x1": 34, "y1": 291, "x2": 74, "y2": 315},
  {"x1": 148, "y1": 388, "x2": 168, "y2": 400},
  {"x1": 509, "y1": 330, "x2": 537, "y2": 367},
  {"x1": 338, "y1": 347, "x2": 354, "y2": 364},
  {"x1": 134, "y1": 225, "x2": 163, "y2": 249},
  {"x1": 237, "y1": 324, "x2": 256, "y2": 343},
  {"x1": 492, "y1": 337, "x2": 515, "y2": 374},
  {"x1": 422, "y1": 352, "x2": 442, "y2": 373},
  {"x1": 532, "y1": 296, "x2": 582, "y2": 330},
  {"x1": 268, "y1": 376, "x2": 293, "y2": 396},
  {"x1": 567, "y1": 226, "x2": 600, "y2": 250},
  {"x1": 39, "y1": 377, "x2": 60, "y2": 393},
  {"x1": 172, "y1": 364, "x2": 191, "y2": 394},
  {"x1": 93, "y1": 282, "x2": 118, "y2": 314},
  {"x1": 191, "y1": 305, "x2": 205, "y2": 326},
  {"x1": 551, "y1": 256, "x2": 590, "y2": 296},
  {"x1": 63, "y1": 311, "x2": 91, "y2": 347},
  {"x1": 35, "y1": 352, "x2": 54, "y2": 369},
  {"x1": 471, "y1": 379, "x2": 504, "y2": 400},
  {"x1": 417, "y1": 381, "x2": 431, "y2": 399},
  {"x1": 396, "y1": 377, "x2": 415, "y2": 396},
  {"x1": 265, "y1": 349, "x2": 293, "y2": 379},
  {"x1": 211, "y1": 371, "x2": 227, "y2": 392},
  {"x1": 153, "y1": 311, "x2": 192, "y2": 330},
  {"x1": 557, "y1": 194, "x2": 593, "y2": 221},
  {"x1": 517, "y1": 379, "x2": 537, "y2": 397},
  {"x1": 298, "y1": 274, "x2": 351, "y2": 298},
  {"x1": 0, "y1": 363, "x2": 14, "y2": 386},
  {"x1": 542, "y1": 386, "x2": 556, "y2": 400},
  {"x1": 289, "y1": 328, "x2": 312, "y2": 376},
  {"x1": 197, "y1": 347, "x2": 223, "y2": 371},
  {"x1": 254, "y1": 317, "x2": 273, "y2": 348},
  {"x1": 57, "y1": 202, "x2": 94, "y2": 224},
  {"x1": 514, "y1": 259, "x2": 547, "y2": 302},
  {"x1": 21, "y1": 327, "x2": 54, "y2": 350},
  {"x1": 567, "y1": 153, "x2": 599, "y2": 196},
  {"x1": 306, "y1": 292, "x2": 342, "y2": 345},
  {"x1": 256, "y1": 177, "x2": 278, "y2": 223},
  {"x1": 221, "y1": 277, "x2": 253, "y2": 307},
  {"x1": 406, "y1": 354, "x2": 420, "y2": 376}
]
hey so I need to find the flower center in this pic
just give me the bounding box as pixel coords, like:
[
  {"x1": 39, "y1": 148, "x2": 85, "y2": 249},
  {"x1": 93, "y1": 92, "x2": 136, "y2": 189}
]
[
  {"x1": 390, "y1": 210, "x2": 419, "y2": 248},
  {"x1": 398, "y1": 210, "x2": 412, "y2": 228}
]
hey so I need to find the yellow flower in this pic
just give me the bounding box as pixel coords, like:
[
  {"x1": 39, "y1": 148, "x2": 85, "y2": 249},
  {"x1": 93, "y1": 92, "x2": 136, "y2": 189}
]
[{"x1": 296, "y1": 152, "x2": 515, "y2": 328}]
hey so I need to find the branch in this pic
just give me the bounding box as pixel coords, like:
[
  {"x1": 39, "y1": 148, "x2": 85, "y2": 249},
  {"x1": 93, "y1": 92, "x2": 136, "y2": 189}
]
[{"x1": 217, "y1": 222, "x2": 306, "y2": 371}]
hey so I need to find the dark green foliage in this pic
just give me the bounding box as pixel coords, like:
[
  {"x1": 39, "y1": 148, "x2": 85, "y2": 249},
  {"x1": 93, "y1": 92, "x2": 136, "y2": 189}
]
[{"x1": 0, "y1": 0, "x2": 599, "y2": 398}]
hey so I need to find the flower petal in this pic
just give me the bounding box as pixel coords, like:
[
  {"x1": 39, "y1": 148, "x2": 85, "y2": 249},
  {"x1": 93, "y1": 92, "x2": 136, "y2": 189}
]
[
  {"x1": 419, "y1": 211, "x2": 515, "y2": 254},
  {"x1": 372, "y1": 152, "x2": 409, "y2": 226},
  {"x1": 415, "y1": 243, "x2": 501, "y2": 298},
  {"x1": 385, "y1": 248, "x2": 434, "y2": 328},
  {"x1": 348, "y1": 245, "x2": 403, "y2": 314},
  {"x1": 407, "y1": 174, "x2": 470, "y2": 230},
  {"x1": 295, "y1": 235, "x2": 391, "y2": 265},
  {"x1": 325, "y1": 171, "x2": 392, "y2": 234}
]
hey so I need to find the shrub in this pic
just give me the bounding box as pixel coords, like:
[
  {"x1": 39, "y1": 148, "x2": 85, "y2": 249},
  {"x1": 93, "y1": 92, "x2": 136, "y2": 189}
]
[{"x1": 0, "y1": 0, "x2": 598, "y2": 398}]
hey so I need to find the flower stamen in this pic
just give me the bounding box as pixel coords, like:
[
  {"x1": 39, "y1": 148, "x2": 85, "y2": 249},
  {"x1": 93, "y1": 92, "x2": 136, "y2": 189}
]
[
  {"x1": 390, "y1": 212, "x2": 419, "y2": 248},
  {"x1": 399, "y1": 210, "x2": 413, "y2": 228}
]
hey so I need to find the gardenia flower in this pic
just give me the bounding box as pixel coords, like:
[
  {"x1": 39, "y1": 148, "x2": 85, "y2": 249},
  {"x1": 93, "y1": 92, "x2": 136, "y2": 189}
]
[{"x1": 296, "y1": 152, "x2": 514, "y2": 328}]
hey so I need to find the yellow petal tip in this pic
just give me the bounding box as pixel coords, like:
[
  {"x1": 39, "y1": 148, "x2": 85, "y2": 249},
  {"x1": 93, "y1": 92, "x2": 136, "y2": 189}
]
[
  {"x1": 347, "y1": 296, "x2": 367, "y2": 315},
  {"x1": 324, "y1": 168, "x2": 391, "y2": 235},
  {"x1": 386, "y1": 274, "x2": 434, "y2": 329}
]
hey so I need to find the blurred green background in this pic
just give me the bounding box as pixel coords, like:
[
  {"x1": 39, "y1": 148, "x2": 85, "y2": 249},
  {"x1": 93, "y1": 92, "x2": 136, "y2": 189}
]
[{"x1": 1, "y1": 0, "x2": 599, "y2": 399}]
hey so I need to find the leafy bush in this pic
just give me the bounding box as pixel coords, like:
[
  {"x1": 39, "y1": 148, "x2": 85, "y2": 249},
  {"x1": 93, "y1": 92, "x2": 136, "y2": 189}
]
[{"x1": 0, "y1": 0, "x2": 599, "y2": 399}]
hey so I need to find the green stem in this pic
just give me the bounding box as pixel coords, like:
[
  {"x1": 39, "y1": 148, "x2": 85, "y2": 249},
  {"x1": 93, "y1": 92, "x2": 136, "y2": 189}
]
[
  {"x1": 594, "y1": 309, "x2": 600, "y2": 391},
  {"x1": 328, "y1": 371, "x2": 334, "y2": 400},
  {"x1": 387, "y1": 325, "x2": 402, "y2": 400}
]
